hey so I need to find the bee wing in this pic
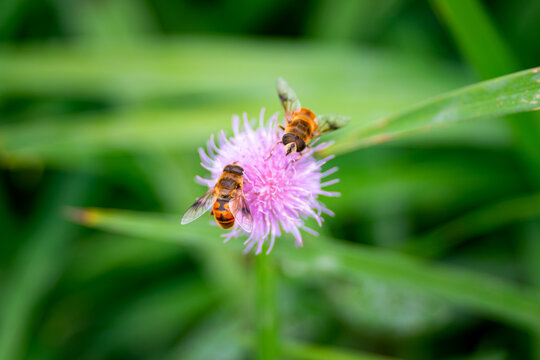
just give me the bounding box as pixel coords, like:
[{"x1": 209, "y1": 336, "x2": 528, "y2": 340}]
[
  {"x1": 181, "y1": 187, "x2": 216, "y2": 224},
  {"x1": 316, "y1": 114, "x2": 351, "y2": 135},
  {"x1": 277, "y1": 77, "x2": 301, "y2": 122},
  {"x1": 229, "y1": 189, "x2": 253, "y2": 233}
]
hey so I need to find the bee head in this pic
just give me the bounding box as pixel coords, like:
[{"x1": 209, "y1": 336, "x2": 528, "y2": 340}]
[
  {"x1": 284, "y1": 142, "x2": 297, "y2": 155},
  {"x1": 224, "y1": 163, "x2": 244, "y2": 175},
  {"x1": 282, "y1": 133, "x2": 305, "y2": 156}
]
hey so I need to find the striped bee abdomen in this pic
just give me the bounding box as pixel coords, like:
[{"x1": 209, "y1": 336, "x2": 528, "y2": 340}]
[{"x1": 213, "y1": 199, "x2": 235, "y2": 229}]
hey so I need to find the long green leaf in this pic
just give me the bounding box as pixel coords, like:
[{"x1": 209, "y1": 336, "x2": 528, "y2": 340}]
[
  {"x1": 328, "y1": 67, "x2": 540, "y2": 155},
  {"x1": 0, "y1": 38, "x2": 471, "y2": 167},
  {"x1": 431, "y1": 0, "x2": 540, "y2": 185},
  {"x1": 431, "y1": 0, "x2": 518, "y2": 79},
  {"x1": 279, "y1": 239, "x2": 540, "y2": 330},
  {"x1": 68, "y1": 207, "x2": 540, "y2": 329},
  {"x1": 0, "y1": 38, "x2": 465, "y2": 101}
]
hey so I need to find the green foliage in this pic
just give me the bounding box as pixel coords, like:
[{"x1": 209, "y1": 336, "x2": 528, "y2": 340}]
[
  {"x1": 432, "y1": 0, "x2": 540, "y2": 185},
  {"x1": 330, "y1": 68, "x2": 540, "y2": 154},
  {"x1": 67, "y1": 207, "x2": 540, "y2": 329}
]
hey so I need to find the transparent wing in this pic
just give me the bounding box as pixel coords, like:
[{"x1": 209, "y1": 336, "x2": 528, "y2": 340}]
[
  {"x1": 316, "y1": 114, "x2": 351, "y2": 135},
  {"x1": 181, "y1": 187, "x2": 216, "y2": 224},
  {"x1": 229, "y1": 189, "x2": 253, "y2": 232},
  {"x1": 277, "y1": 77, "x2": 301, "y2": 122}
]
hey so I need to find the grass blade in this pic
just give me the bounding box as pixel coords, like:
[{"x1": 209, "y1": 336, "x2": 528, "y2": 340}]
[
  {"x1": 65, "y1": 207, "x2": 225, "y2": 246},
  {"x1": 431, "y1": 0, "x2": 518, "y2": 79},
  {"x1": 279, "y1": 239, "x2": 540, "y2": 329},
  {"x1": 329, "y1": 67, "x2": 540, "y2": 155},
  {"x1": 68, "y1": 207, "x2": 540, "y2": 330},
  {"x1": 0, "y1": 38, "x2": 465, "y2": 101},
  {"x1": 0, "y1": 44, "x2": 468, "y2": 167},
  {"x1": 431, "y1": 0, "x2": 540, "y2": 184}
]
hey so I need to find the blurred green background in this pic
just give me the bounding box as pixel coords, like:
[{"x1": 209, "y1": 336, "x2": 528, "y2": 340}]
[{"x1": 1, "y1": 0, "x2": 540, "y2": 359}]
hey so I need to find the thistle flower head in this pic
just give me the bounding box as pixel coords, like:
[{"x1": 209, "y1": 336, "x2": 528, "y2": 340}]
[{"x1": 196, "y1": 109, "x2": 339, "y2": 254}]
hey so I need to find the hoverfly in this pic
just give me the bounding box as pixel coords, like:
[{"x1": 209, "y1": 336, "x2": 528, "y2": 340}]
[
  {"x1": 267, "y1": 77, "x2": 350, "y2": 161},
  {"x1": 181, "y1": 163, "x2": 253, "y2": 232}
]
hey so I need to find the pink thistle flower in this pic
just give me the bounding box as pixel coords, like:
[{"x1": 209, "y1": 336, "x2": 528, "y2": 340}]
[{"x1": 196, "y1": 108, "x2": 340, "y2": 254}]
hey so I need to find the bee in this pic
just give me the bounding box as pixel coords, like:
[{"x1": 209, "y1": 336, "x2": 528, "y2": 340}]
[
  {"x1": 267, "y1": 77, "x2": 350, "y2": 161},
  {"x1": 181, "y1": 163, "x2": 253, "y2": 232}
]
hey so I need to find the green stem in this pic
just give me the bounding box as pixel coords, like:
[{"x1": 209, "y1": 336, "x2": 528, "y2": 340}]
[{"x1": 255, "y1": 253, "x2": 278, "y2": 360}]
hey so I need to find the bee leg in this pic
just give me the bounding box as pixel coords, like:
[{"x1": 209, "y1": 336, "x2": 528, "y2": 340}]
[
  {"x1": 265, "y1": 141, "x2": 282, "y2": 161},
  {"x1": 275, "y1": 125, "x2": 285, "y2": 138},
  {"x1": 210, "y1": 210, "x2": 214, "y2": 216}
]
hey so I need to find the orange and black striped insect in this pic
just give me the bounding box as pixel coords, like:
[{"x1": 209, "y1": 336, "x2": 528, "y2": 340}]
[
  {"x1": 181, "y1": 163, "x2": 253, "y2": 232},
  {"x1": 266, "y1": 77, "x2": 350, "y2": 161}
]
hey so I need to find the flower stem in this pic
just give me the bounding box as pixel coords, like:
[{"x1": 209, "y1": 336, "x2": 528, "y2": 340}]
[{"x1": 255, "y1": 252, "x2": 278, "y2": 360}]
